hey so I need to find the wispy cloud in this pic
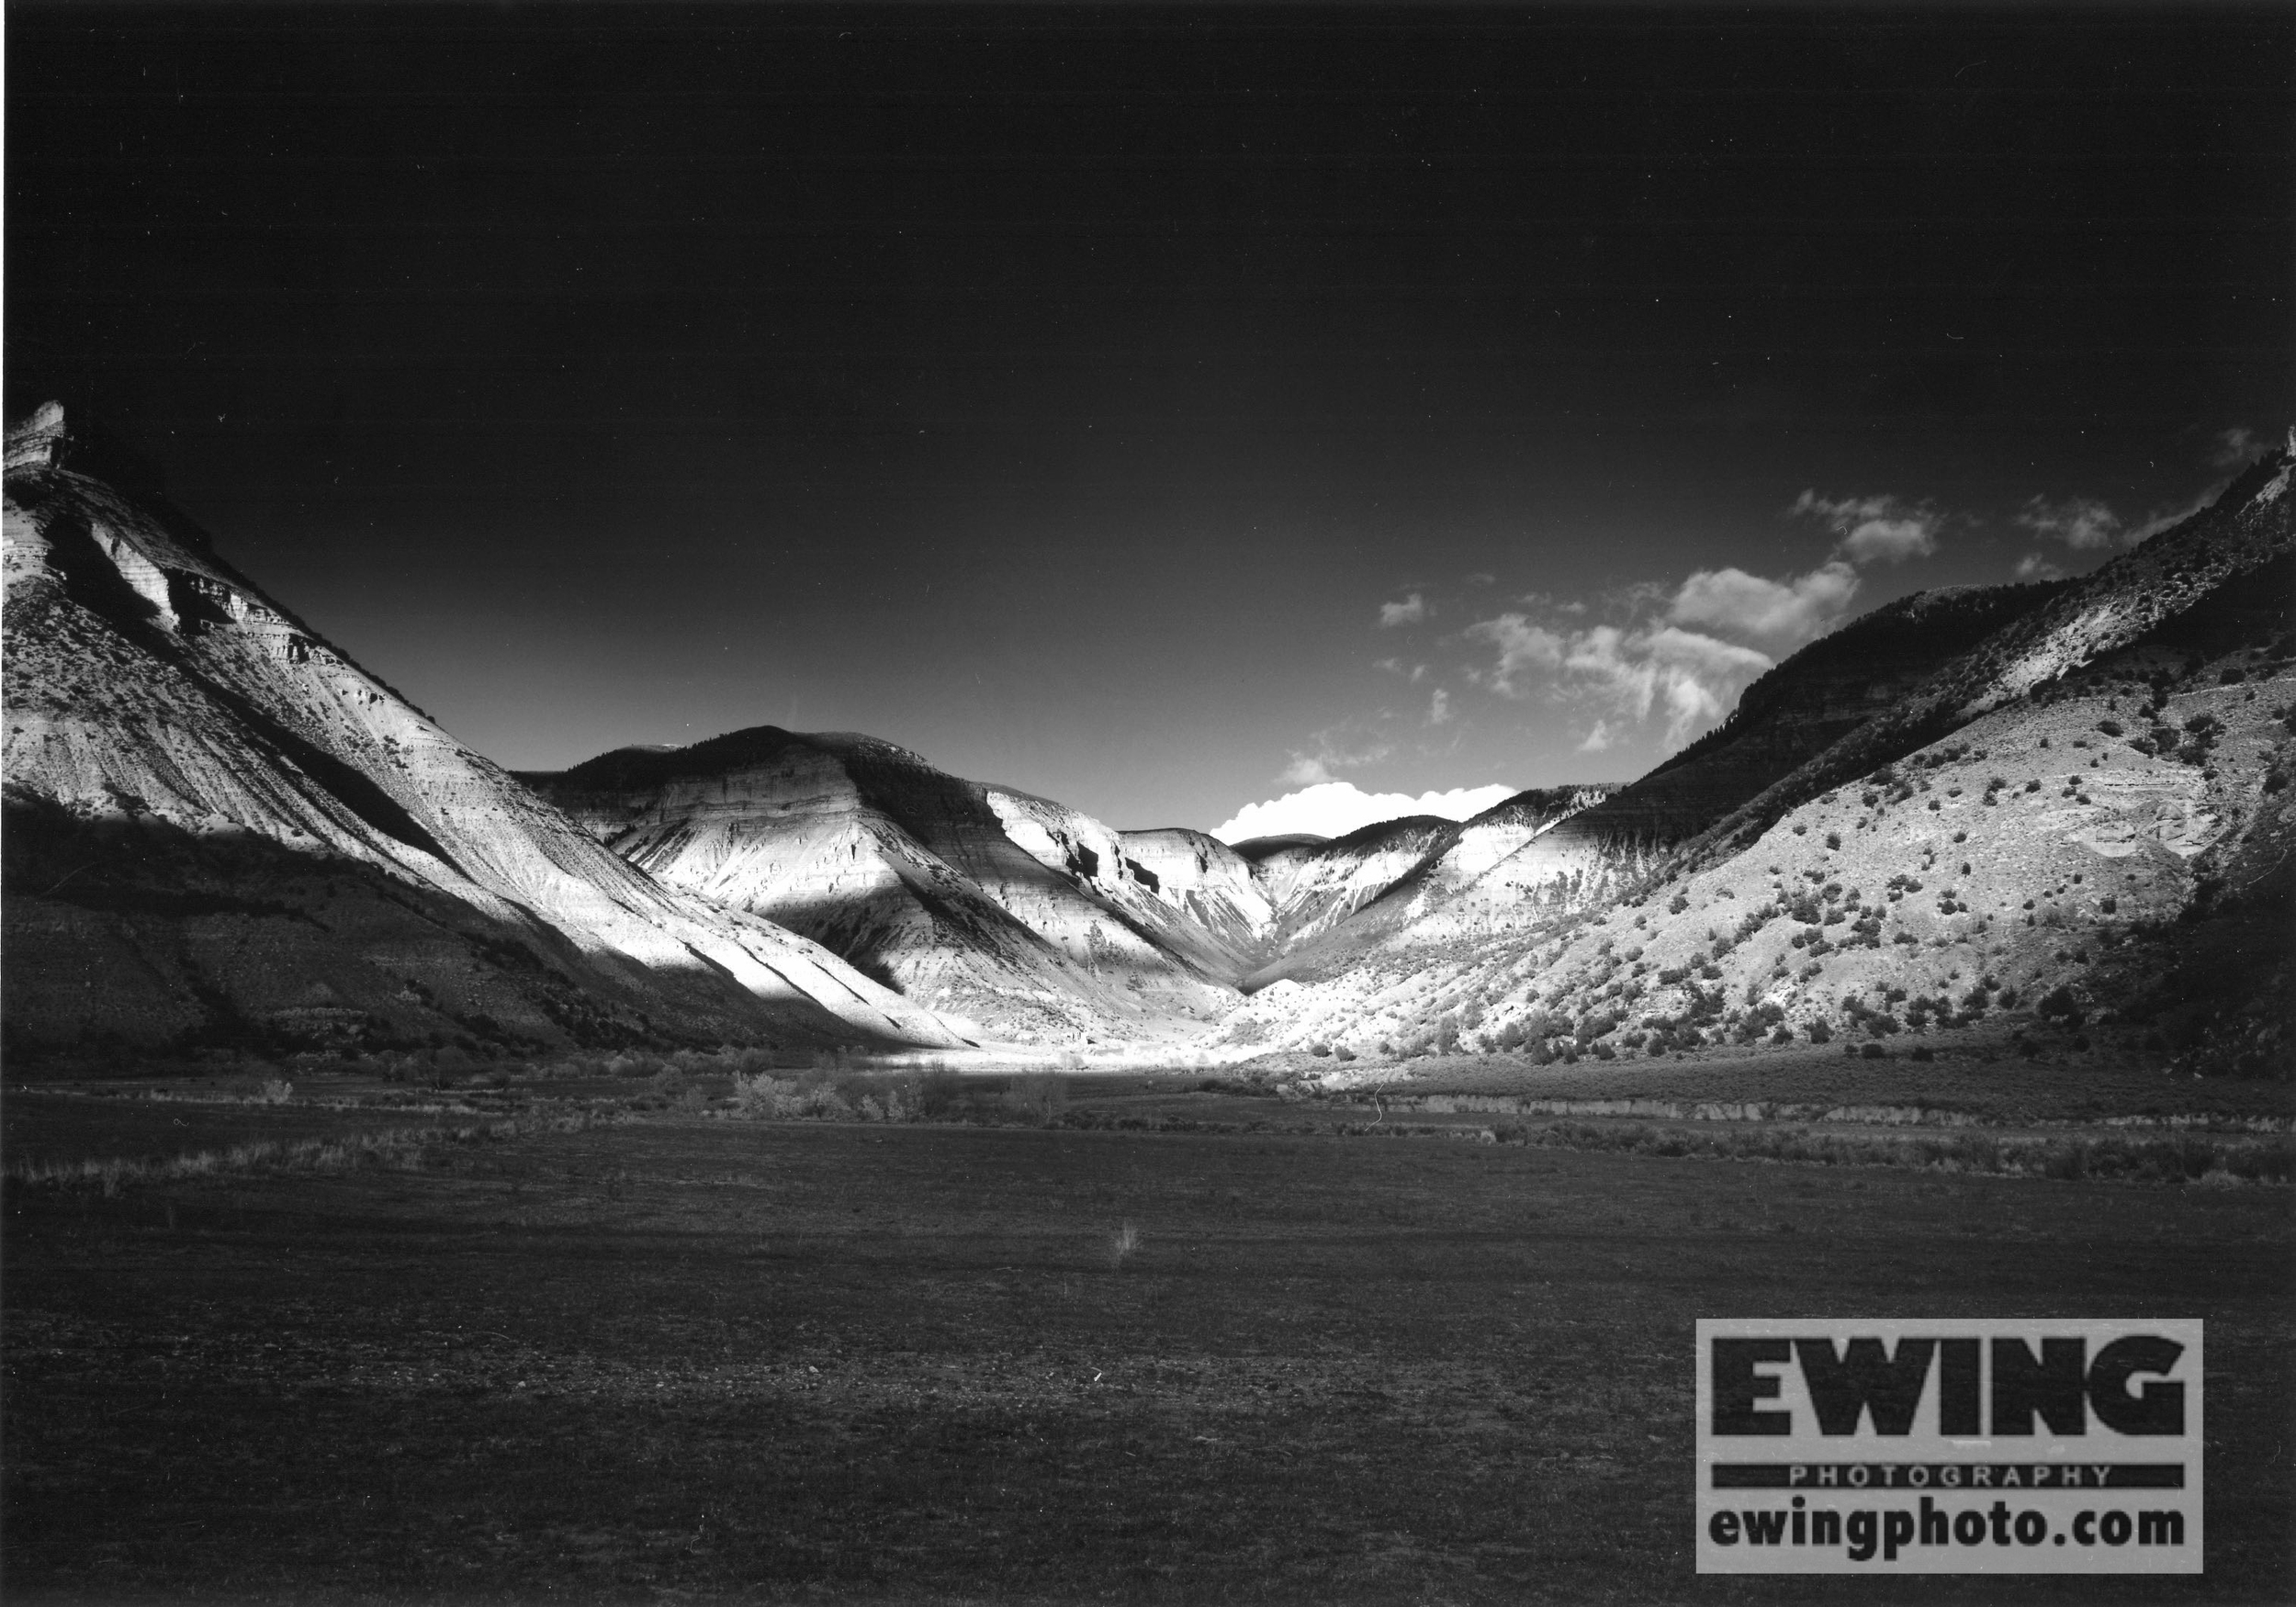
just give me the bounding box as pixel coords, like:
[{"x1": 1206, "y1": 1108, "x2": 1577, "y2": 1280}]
[
  {"x1": 1668, "y1": 561, "x2": 1860, "y2": 652},
  {"x1": 1790, "y1": 489, "x2": 1941, "y2": 564},
  {"x1": 1576, "y1": 719, "x2": 1614, "y2": 753},
  {"x1": 2017, "y1": 495, "x2": 2122, "y2": 551},
  {"x1": 1427, "y1": 688, "x2": 1453, "y2": 725},
  {"x1": 1563, "y1": 624, "x2": 1774, "y2": 748},
  {"x1": 1378, "y1": 592, "x2": 1430, "y2": 627},
  {"x1": 1277, "y1": 722, "x2": 1393, "y2": 789},
  {"x1": 2211, "y1": 426, "x2": 2263, "y2": 469},
  {"x1": 1461, "y1": 613, "x2": 1566, "y2": 698},
  {"x1": 2013, "y1": 553, "x2": 2067, "y2": 581}
]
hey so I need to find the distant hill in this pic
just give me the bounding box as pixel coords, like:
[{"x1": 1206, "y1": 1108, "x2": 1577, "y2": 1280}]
[{"x1": 522, "y1": 729, "x2": 1253, "y2": 1045}]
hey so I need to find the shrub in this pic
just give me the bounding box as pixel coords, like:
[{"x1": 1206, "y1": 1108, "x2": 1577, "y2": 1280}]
[
  {"x1": 917, "y1": 1065, "x2": 966, "y2": 1117},
  {"x1": 1861, "y1": 1042, "x2": 1886, "y2": 1060},
  {"x1": 1807, "y1": 1018, "x2": 1832, "y2": 1044},
  {"x1": 1826, "y1": 832, "x2": 1841, "y2": 849},
  {"x1": 1669, "y1": 893, "x2": 1690, "y2": 915},
  {"x1": 1004, "y1": 1072, "x2": 1068, "y2": 1125}
]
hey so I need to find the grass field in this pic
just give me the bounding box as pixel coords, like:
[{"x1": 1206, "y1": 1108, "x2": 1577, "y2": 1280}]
[{"x1": 4, "y1": 1084, "x2": 2292, "y2": 1605}]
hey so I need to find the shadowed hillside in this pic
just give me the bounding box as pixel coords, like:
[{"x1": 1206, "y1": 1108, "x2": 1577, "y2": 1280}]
[{"x1": 2, "y1": 405, "x2": 965, "y2": 1060}]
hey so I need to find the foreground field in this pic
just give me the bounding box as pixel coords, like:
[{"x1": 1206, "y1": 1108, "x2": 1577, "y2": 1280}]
[{"x1": 4, "y1": 1101, "x2": 2291, "y2": 1604}]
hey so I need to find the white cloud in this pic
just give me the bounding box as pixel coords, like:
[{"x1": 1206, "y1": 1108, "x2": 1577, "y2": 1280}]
[
  {"x1": 2211, "y1": 426, "x2": 2262, "y2": 468},
  {"x1": 1577, "y1": 719, "x2": 1614, "y2": 753},
  {"x1": 1378, "y1": 592, "x2": 1429, "y2": 627},
  {"x1": 2012, "y1": 553, "x2": 2067, "y2": 581},
  {"x1": 1562, "y1": 624, "x2": 1774, "y2": 749},
  {"x1": 1276, "y1": 724, "x2": 1392, "y2": 790},
  {"x1": 1211, "y1": 781, "x2": 1520, "y2": 844},
  {"x1": 2017, "y1": 495, "x2": 2122, "y2": 551},
  {"x1": 1462, "y1": 612, "x2": 1565, "y2": 698},
  {"x1": 1428, "y1": 688, "x2": 1452, "y2": 725},
  {"x1": 1791, "y1": 489, "x2": 1941, "y2": 564},
  {"x1": 1667, "y1": 561, "x2": 1859, "y2": 651}
]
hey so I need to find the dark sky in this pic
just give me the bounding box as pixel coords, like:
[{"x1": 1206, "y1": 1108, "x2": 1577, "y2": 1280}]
[{"x1": 9, "y1": 4, "x2": 2290, "y2": 835}]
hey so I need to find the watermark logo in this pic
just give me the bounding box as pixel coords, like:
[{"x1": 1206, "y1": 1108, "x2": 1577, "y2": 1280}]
[{"x1": 1696, "y1": 1319, "x2": 2201, "y2": 1574}]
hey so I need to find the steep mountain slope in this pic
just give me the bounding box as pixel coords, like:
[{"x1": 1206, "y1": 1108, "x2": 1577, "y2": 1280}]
[
  {"x1": 1684, "y1": 446, "x2": 2296, "y2": 864},
  {"x1": 1, "y1": 405, "x2": 964, "y2": 1058},
  {"x1": 1222, "y1": 443, "x2": 2296, "y2": 1077},
  {"x1": 1386, "y1": 587, "x2": 2066, "y2": 957},
  {"x1": 525, "y1": 731, "x2": 1244, "y2": 1044}
]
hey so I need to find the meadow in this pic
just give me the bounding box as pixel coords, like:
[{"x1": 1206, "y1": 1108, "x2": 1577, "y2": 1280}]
[{"x1": 4, "y1": 1073, "x2": 2292, "y2": 1605}]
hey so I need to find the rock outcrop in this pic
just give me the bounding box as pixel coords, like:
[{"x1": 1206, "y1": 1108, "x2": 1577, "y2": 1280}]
[{"x1": 2, "y1": 406, "x2": 967, "y2": 1057}]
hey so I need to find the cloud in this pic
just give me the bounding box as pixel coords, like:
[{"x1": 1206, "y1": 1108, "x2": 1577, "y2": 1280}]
[
  {"x1": 1576, "y1": 719, "x2": 1614, "y2": 753},
  {"x1": 1458, "y1": 604, "x2": 1775, "y2": 751},
  {"x1": 1428, "y1": 688, "x2": 1452, "y2": 725},
  {"x1": 2211, "y1": 426, "x2": 2262, "y2": 468},
  {"x1": 1378, "y1": 592, "x2": 1429, "y2": 627},
  {"x1": 1211, "y1": 781, "x2": 1519, "y2": 844},
  {"x1": 1462, "y1": 612, "x2": 1565, "y2": 698},
  {"x1": 1277, "y1": 723, "x2": 1393, "y2": 789},
  {"x1": 1562, "y1": 624, "x2": 1774, "y2": 749},
  {"x1": 2013, "y1": 553, "x2": 2067, "y2": 581},
  {"x1": 2126, "y1": 479, "x2": 2233, "y2": 545},
  {"x1": 2017, "y1": 496, "x2": 2122, "y2": 551},
  {"x1": 1667, "y1": 561, "x2": 1860, "y2": 651},
  {"x1": 1791, "y1": 489, "x2": 1941, "y2": 564}
]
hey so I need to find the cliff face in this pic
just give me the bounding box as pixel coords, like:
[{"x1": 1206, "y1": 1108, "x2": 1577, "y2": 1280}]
[
  {"x1": 1113, "y1": 827, "x2": 1275, "y2": 959},
  {"x1": 528, "y1": 731, "x2": 1241, "y2": 1044},
  {"x1": 1, "y1": 407, "x2": 966, "y2": 1056}
]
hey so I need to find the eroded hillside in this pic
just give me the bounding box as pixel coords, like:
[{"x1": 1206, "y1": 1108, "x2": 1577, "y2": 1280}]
[
  {"x1": 1221, "y1": 446, "x2": 2295, "y2": 1082},
  {"x1": 1, "y1": 406, "x2": 966, "y2": 1058}
]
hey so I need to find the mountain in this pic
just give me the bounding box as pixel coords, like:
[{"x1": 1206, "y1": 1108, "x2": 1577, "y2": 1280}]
[
  {"x1": 527, "y1": 737, "x2": 1629, "y2": 1041},
  {"x1": 523, "y1": 730, "x2": 1247, "y2": 1045},
  {"x1": 1221, "y1": 442, "x2": 2296, "y2": 1077},
  {"x1": 1243, "y1": 787, "x2": 1617, "y2": 987},
  {"x1": 1, "y1": 404, "x2": 967, "y2": 1060}
]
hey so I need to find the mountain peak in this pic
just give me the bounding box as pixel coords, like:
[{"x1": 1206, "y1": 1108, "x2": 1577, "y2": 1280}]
[{"x1": 5, "y1": 400, "x2": 167, "y2": 491}]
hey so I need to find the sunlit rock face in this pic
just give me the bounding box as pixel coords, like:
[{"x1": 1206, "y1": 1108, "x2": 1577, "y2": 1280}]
[
  {"x1": 1251, "y1": 817, "x2": 1460, "y2": 950},
  {"x1": 1242, "y1": 789, "x2": 1620, "y2": 986},
  {"x1": 1, "y1": 406, "x2": 965, "y2": 1055},
  {"x1": 529, "y1": 732, "x2": 1242, "y2": 1045},
  {"x1": 1112, "y1": 826, "x2": 1275, "y2": 960}
]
